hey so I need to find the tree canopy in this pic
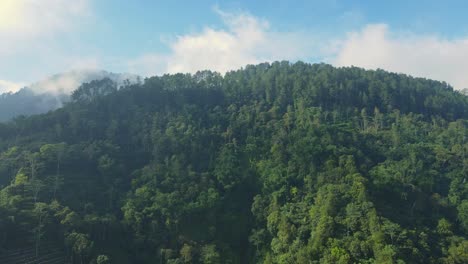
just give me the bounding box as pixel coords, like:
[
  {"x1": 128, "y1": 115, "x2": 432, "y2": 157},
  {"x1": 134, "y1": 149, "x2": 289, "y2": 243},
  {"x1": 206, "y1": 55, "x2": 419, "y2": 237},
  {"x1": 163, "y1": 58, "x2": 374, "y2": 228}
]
[{"x1": 0, "y1": 62, "x2": 467, "y2": 263}]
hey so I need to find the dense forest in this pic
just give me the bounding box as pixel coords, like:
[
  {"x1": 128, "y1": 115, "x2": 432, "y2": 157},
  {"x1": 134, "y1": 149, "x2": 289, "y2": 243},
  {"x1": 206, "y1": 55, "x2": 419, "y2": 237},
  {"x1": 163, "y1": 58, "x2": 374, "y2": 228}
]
[{"x1": 0, "y1": 62, "x2": 467, "y2": 263}]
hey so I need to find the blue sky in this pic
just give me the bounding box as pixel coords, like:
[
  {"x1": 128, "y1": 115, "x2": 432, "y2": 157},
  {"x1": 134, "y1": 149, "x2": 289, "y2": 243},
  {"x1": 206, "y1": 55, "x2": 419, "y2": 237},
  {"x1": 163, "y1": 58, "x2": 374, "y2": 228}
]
[{"x1": 1, "y1": 0, "x2": 468, "y2": 92}]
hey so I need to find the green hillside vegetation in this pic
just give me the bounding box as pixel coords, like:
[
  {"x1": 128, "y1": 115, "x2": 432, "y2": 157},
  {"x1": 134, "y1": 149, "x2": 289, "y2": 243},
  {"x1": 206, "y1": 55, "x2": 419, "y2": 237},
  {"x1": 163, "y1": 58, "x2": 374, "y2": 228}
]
[{"x1": 0, "y1": 62, "x2": 467, "y2": 263}]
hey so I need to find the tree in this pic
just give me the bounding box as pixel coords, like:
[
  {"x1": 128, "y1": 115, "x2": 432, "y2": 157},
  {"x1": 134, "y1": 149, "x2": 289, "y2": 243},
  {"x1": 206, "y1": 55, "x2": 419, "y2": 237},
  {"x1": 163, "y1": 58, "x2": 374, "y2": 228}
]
[
  {"x1": 66, "y1": 232, "x2": 94, "y2": 264},
  {"x1": 458, "y1": 200, "x2": 468, "y2": 232},
  {"x1": 33, "y1": 203, "x2": 49, "y2": 257},
  {"x1": 96, "y1": 254, "x2": 110, "y2": 264},
  {"x1": 200, "y1": 245, "x2": 221, "y2": 264}
]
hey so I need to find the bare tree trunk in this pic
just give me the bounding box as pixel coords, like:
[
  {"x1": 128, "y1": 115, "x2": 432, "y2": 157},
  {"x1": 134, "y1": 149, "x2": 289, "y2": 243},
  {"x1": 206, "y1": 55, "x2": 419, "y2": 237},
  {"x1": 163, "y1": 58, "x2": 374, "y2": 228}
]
[
  {"x1": 35, "y1": 214, "x2": 42, "y2": 258},
  {"x1": 54, "y1": 156, "x2": 60, "y2": 199}
]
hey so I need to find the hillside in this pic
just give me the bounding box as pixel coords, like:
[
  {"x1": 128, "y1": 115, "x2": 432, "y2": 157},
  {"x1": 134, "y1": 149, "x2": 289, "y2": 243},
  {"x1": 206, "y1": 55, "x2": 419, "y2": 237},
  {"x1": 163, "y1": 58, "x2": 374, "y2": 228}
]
[
  {"x1": 0, "y1": 62, "x2": 467, "y2": 264},
  {"x1": 0, "y1": 70, "x2": 141, "y2": 122}
]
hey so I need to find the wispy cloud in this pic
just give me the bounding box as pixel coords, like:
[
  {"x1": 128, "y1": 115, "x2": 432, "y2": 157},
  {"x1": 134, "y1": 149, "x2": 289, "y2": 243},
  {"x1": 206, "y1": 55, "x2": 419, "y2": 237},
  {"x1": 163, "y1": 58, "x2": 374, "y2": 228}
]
[
  {"x1": 0, "y1": 0, "x2": 90, "y2": 32},
  {"x1": 0, "y1": 0, "x2": 91, "y2": 54},
  {"x1": 0, "y1": 80, "x2": 25, "y2": 94},
  {"x1": 0, "y1": 0, "x2": 96, "y2": 92}
]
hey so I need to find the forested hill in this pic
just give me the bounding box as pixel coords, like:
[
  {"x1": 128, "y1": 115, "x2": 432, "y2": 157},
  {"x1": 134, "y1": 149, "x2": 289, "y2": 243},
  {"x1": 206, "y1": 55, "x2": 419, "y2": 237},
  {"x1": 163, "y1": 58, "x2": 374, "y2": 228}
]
[{"x1": 0, "y1": 62, "x2": 467, "y2": 264}]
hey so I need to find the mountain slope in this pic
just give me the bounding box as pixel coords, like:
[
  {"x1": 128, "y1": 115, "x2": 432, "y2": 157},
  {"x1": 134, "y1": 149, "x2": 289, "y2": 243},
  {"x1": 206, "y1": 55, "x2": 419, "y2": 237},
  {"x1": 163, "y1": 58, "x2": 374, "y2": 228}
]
[
  {"x1": 0, "y1": 62, "x2": 467, "y2": 264},
  {"x1": 0, "y1": 70, "x2": 141, "y2": 121}
]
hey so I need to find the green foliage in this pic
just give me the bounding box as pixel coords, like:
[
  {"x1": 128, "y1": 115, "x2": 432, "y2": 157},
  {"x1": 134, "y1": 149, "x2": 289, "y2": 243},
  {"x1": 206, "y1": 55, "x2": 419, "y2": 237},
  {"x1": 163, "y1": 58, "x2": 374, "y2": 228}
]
[
  {"x1": 458, "y1": 200, "x2": 468, "y2": 232},
  {"x1": 66, "y1": 232, "x2": 94, "y2": 263},
  {"x1": 200, "y1": 244, "x2": 221, "y2": 264},
  {"x1": 0, "y1": 62, "x2": 466, "y2": 263},
  {"x1": 96, "y1": 254, "x2": 110, "y2": 264}
]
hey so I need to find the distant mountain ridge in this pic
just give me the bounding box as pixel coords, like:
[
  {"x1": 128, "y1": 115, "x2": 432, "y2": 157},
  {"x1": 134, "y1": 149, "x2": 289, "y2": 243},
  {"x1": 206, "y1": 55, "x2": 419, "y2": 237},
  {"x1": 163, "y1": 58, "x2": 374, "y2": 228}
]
[
  {"x1": 27, "y1": 70, "x2": 141, "y2": 95},
  {"x1": 0, "y1": 70, "x2": 141, "y2": 121}
]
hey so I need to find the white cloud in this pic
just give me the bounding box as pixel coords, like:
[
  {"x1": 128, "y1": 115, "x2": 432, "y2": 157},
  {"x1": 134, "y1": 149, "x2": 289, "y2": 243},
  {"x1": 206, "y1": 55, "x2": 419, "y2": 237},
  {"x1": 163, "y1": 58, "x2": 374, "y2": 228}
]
[
  {"x1": 0, "y1": 80, "x2": 25, "y2": 93},
  {"x1": 3, "y1": 3, "x2": 467, "y2": 93},
  {"x1": 333, "y1": 24, "x2": 468, "y2": 90},
  {"x1": 29, "y1": 72, "x2": 89, "y2": 95},
  {"x1": 132, "y1": 9, "x2": 317, "y2": 76},
  {"x1": 0, "y1": 0, "x2": 95, "y2": 83},
  {"x1": 132, "y1": 11, "x2": 468, "y2": 90},
  {"x1": 0, "y1": 0, "x2": 91, "y2": 38}
]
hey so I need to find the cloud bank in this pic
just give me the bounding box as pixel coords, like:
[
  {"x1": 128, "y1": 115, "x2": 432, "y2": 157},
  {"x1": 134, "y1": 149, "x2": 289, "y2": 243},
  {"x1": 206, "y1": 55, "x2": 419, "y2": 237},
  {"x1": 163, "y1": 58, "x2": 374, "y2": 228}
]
[
  {"x1": 130, "y1": 10, "x2": 468, "y2": 90},
  {"x1": 0, "y1": 80, "x2": 25, "y2": 94},
  {"x1": 0, "y1": 0, "x2": 94, "y2": 93},
  {"x1": 0, "y1": 0, "x2": 91, "y2": 34},
  {"x1": 0, "y1": 0, "x2": 91, "y2": 54},
  {"x1": 129, "y1": 9, "x2": 318, "y2": 76},
  {"x1": 334, "y1": 24, "x2": 468, "y2": 90},
  {"x1": 2, "y1": 3, "x2": 468, "y2": 93}
]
